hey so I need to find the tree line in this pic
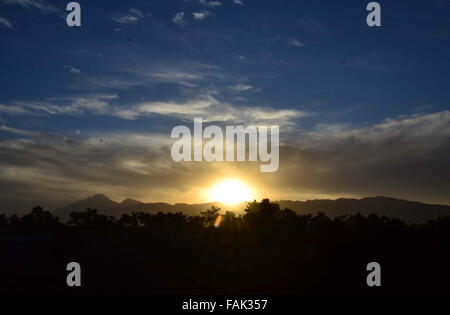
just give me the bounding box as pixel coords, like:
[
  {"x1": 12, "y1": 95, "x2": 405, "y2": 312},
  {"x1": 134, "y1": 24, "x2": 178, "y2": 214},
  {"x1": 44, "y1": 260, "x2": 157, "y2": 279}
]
[{"x1": 1, "y1": 199, "x2": 450, "y2": 295}]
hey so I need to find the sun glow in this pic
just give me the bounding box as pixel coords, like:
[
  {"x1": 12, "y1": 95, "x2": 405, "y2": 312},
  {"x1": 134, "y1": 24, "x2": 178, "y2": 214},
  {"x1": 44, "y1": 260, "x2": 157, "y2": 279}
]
[{"x1": 209, "y1": 179, "x2": 254, "y2": 205}]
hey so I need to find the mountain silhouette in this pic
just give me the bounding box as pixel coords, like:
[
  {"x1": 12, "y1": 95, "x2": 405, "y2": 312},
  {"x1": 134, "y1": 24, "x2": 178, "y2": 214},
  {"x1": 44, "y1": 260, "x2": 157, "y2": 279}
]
[
  {"x1": 277, "y1": 196, "x2": 450, "y2": 223},
  {"x1": 119, "y1": 198, "x2": 143, "y2": 207},
  {"x1": 53, "y1": 197, "x2": 248, "y2": 222},
  {"x1": 52, "y1": 195, "x2": 450, "y2": 223},
  {"x1": 52, "y1": 194, "x2": 119, "y2": 221}
]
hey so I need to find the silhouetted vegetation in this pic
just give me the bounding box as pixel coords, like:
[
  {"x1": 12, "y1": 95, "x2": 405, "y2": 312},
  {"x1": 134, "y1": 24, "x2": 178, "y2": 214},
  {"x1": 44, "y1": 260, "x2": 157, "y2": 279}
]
[{"x1": 1, "y1": 199, "x2": 450, "y2": 295}]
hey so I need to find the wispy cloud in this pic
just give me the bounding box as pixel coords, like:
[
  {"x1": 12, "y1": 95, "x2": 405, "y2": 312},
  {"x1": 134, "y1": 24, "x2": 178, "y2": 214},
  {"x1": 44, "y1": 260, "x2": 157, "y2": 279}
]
[
  {"x1": 193, "y1": 10, "x2": 210, "y2": 21},
  {"x1": 288, "y1": 38, "x2": 304, "y2": 47},
  {"x1": 0, "y1": 93, "x2": 310, "y2": 127},
  {"x1": 124, "y1": 62, "x2": 224, "y2": 88},
  {"x1": 146, "y1": 71, "x2": 202, "y2": 86},
  {"x1": 2, "y1": 0, "x2": 59, "y2": 13},
  {"x1": 172, "y1": 12, "x2": 186, "y2": 26},
  {"x1": 0, "y1": 17, "x2": 13, "y2": 29},
  {"x1": 101, "y1": 94, "x2": 311, "y2": 126},
  {"x1": 111, "y1": 8, "x2": 149, "y2": 25},
  {"x1": 199, "y1": 0, "x2": 222, "y2": 7},
  {"x1": 76, "y1": 61, "x2": 225, "y2": 91},
  {"x1": 229, "y1": 84, "x2": 257, "y2": 92},
  {"x1": 64, "y1": 65, "x2": 81, "y2": 74},
  {"x1": 233, "y1": 0, "x2": 244, "y2": 5},
  {"x1": 0, "y1": 94, "x2": 118, "y2": 116},
  {"x1": 299, "y1": 111, "x2": 450, "y2": 148}
]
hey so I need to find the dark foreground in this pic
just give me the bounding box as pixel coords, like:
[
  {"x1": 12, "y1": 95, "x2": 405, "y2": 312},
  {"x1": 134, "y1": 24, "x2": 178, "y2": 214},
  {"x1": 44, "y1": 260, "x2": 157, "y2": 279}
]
[{"x1": 1, "y1": 199, "x2": 449, "y2": 295}]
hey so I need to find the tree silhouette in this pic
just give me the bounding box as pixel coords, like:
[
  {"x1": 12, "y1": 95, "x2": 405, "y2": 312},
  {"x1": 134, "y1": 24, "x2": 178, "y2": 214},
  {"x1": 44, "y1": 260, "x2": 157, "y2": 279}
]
[
  {"x1": 200, "y1": 205, "x2": 221, "y2": 227},
  {"x1": 0, "y1": 200, "x2": 450, "y2": 295},
  {"x1": 68, "y1": 208, "x2": 115, "y2": 227},
  {"x1": 244, "y1": 198, "x2": 280, "y2": 228}
]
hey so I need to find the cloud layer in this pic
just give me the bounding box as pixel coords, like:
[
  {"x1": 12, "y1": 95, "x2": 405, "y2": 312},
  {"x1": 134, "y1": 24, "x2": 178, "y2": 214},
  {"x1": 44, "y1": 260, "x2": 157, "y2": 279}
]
[{"x1": 0, "y1": 110, "x2": 448, "y2": 213}]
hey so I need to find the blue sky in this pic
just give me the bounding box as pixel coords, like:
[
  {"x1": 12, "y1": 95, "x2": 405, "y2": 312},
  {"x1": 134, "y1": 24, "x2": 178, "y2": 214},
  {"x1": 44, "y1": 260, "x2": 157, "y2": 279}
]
[{"x1": 0, "y1": 0, "x2": 449, "y2": 212}]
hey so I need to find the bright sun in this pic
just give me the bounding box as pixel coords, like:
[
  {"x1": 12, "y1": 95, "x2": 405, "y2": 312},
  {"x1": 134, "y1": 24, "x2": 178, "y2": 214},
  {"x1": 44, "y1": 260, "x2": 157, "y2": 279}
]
[{"x1": 209, "y1": 179, "x2": 253, "y2": 205}]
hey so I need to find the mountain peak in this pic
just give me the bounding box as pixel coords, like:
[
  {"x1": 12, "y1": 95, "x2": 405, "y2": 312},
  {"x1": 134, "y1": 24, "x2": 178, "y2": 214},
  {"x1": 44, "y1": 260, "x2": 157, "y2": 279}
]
[
  {"x1": 53, "y1": 194, "x2": 119, "y2": 221},
  {"x1": 120, "y1": 198, "x2": 143, "y2": 207},
  {"x1": 88, "y1": 194, "x2": 112, "y2": 201}
]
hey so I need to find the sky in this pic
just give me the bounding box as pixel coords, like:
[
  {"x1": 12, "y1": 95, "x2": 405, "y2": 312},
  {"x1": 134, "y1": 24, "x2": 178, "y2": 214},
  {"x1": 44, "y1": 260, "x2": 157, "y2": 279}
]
[{"x1": 0, "y1": 0, "x2": 449, "y2": 213}]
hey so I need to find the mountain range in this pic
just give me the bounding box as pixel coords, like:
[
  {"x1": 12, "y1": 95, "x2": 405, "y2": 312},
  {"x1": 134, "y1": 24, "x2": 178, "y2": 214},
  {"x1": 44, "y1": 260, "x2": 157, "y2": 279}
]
[{"x1": 52, "y1": 194, "x2": 450, "y2": 223}]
